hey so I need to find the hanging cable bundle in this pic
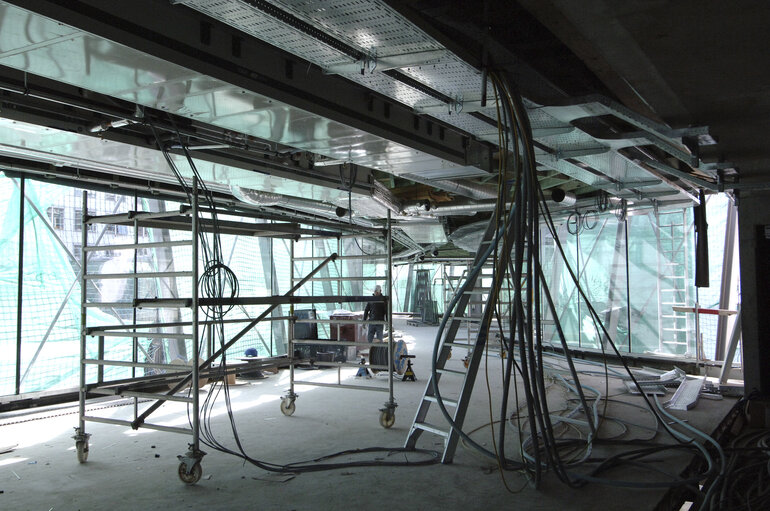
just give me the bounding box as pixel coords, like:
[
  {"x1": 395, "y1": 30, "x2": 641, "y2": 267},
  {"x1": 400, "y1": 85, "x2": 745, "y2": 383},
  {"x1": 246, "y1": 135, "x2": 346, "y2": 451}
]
[{"x1": 425, "y1": 71, "x2": 726, "y2": 501}]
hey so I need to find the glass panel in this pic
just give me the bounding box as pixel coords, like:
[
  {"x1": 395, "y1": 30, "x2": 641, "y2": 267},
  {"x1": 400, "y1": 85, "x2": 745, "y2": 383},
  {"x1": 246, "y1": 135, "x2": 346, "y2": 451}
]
[
  {"x1": 627, "y1": 212, "x2": 663, "y2": 354},
  {"x1": 541, "y1": 221, "x2": 580, "y2": 347},
  {"x1": 577, "y1": 215, "x2": 629, "y2": 351},
  {"x1": 0, "y1": 173, "x2": 20, "y2": 395}
]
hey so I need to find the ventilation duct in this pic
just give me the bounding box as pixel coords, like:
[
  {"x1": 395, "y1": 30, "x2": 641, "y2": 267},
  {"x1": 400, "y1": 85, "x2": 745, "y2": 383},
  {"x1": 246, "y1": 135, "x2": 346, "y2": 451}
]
[
  {"x1": 448, "y1": 220, "x2": 489, "y2": 253},
  {"x1": 551, "y1": 188, "x2": 577, "y2": 206},
  {"x1": 231, "y1": 186, "x2": 345, "y2": 217},
  {"x1": 431, "y1": 179, "x2": 498, "y2": 200}
]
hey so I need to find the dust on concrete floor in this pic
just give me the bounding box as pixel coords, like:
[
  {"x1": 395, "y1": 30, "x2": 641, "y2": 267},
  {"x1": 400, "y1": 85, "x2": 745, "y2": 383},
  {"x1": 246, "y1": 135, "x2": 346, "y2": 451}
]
[{"x1": 0, "y1": 319, "x2": 735, "y2": 510}]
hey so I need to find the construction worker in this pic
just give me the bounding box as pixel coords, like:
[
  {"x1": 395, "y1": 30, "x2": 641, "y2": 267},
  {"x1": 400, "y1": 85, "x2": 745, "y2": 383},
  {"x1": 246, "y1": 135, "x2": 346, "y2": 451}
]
[{"x1": 363, "y1": 285, "x2": 386, "y2": 342}]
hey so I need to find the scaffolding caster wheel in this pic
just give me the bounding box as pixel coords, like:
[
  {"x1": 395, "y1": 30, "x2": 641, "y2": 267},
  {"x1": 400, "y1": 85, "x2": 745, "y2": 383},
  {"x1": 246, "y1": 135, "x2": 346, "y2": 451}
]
[
  {"x1": 177, "y1": 446, "x2": 206, "y2": 485},
  {"x1": 379, "y1": 410, "x2": 395, "y2": 428},
  {"x1": 75, "y1": 440, "x2": 89, "y2": 463},
  {"x1": 379, "y1": 402, "x2": 397, "y2": 429},
  {"x1": 177, "y1": 461, "x2": 202, "y2": 485},
  {"x1": 72, "y1": 428, "x2": 91, "y2": 464},
  {"x1": 280, "y1": 394, "x2": 297, "y2": 416}
]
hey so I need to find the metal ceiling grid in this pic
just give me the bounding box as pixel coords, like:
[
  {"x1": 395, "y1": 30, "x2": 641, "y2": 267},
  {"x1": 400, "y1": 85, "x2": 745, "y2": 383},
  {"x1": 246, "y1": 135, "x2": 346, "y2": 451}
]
[
  {"x1": 177, "y1": 0, "x2": 352, "y2": 66},
  {"x1": 0, "y1": 118, "x2": 368, "y2": 205},
  {"x1": 345, "y1": 71, "x2": 438, "y2": 108},
  {"x1": 535, "y1": 130, "x2": 608, "y2": 154},
  {"x1": 429, "y1": 112, "x2": 499, "y2": 138},
  {"x1": 399, "y1": 59, "x2": 490, "y2": 101},
  {"x1": 272, "y1": 0, "x2": 443, "y2": 56},
  {"x1": 178, "y1": 1, "x2": 500, "y2": 140},
  {"x1": 524, "y1": 105, "x2": 575, "y2": 130}
]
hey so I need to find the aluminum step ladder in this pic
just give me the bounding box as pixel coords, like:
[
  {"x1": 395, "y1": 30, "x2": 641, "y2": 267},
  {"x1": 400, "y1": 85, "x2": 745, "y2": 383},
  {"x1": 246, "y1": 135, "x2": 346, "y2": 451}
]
[{"x1": 405, "y1": 214, "x2": 519, "y2": 463}]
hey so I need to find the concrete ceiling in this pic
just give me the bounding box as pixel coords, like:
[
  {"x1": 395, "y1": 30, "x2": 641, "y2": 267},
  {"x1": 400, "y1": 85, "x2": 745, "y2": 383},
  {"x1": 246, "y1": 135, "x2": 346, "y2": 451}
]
[
  {"x1": 399, "y1": 0, "x2": 770, "y2": 181},
  {"x1": 515, "y1": 0, "x2": 770, "y2": 179},
  {"x1": 2, "y1": 0, "x2": 763, "y2": 254}
]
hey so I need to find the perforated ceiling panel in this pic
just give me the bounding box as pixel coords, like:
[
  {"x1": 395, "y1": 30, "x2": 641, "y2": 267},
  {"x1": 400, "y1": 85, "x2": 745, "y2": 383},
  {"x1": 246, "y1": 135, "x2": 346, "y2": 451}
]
[
  {"x1": 272, "y1": 0, "x2": 443, "y2": 56},
  {"x1": 177, "y1": 0, "x2": 351, "y2": 66},
  {"x1": 169, "y1": 0, "x2": 692, "y2": 201},
  {"x1": 399, "y1": 59, "x2": 492, "y2": 101}
]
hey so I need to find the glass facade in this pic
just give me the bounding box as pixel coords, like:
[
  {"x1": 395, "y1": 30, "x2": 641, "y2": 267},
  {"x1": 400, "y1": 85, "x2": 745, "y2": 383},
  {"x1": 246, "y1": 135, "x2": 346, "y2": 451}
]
[
  {"x1": 0, "y1": 170, "x2": 741, "y2": 398},
  {"x1": 0, "y1": 173, "x2": 293, "y2": 396}
]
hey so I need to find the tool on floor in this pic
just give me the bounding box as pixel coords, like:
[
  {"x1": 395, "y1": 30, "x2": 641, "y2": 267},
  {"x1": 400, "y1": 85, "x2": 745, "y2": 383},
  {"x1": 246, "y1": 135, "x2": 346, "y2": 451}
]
[
  {"x1": 401, "y1": 355, "x2": 416, "y2": 382},
  {"x1": 356, "y1": 356, "x2": 372, "y2": 378}
]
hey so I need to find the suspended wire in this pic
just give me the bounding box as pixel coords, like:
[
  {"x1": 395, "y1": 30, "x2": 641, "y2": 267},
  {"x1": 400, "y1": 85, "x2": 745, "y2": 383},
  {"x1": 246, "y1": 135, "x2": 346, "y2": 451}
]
[
  {"x1": 424, "y1": 70, "x2": 726, "y2": 500},
  {"x1": 147, "y1": 113, "x2": 441, "y2": 473}
]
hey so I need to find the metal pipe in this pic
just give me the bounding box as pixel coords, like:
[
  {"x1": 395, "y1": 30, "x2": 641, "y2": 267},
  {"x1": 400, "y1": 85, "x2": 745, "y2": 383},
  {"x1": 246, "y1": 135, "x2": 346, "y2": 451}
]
[
  {"x1": 231, "y1": 185, "x2": 342, "y2": 214},
  {"x1": 387, "y1": 211, "x2": 394, "y2": 406},
  {"x1": 550, "y1": 188, "x2": 577, "y2": 206},
  {"x1": 78, "y1": 190, "x2": 87, "y2": 435},
  {"x1": 191, "y1": 178, "x2": 200, "y2": 451},
  {"x1": 432, "y1": 179, "x2": 498, "y2": 200},
  {"x1": 15, "y1": 177, "x2": 24, "y2": 395}
]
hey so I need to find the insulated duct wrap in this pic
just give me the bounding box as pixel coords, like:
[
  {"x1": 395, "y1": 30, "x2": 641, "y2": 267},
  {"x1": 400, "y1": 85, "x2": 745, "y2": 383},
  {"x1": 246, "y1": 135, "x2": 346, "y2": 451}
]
[{"x1": 231, "y1": 185, "x2": 343, "y2": 216}]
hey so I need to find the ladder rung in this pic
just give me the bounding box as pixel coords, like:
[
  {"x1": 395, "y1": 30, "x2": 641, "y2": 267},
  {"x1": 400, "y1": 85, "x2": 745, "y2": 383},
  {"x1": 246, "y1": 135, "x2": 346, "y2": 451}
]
[
  {"x1": 437, "y1": 368, "x2": 466, "y2": 376},
  {"x1": 133, "y1": 298, "x2": 193, "y2": 308},
  {"x1": 84, "y1": 302, "x2": 134, "y2": 308},
  {"x1": 84, "y1": 240, "x2": 192, "y2": 252},
  {"x1": 84, "y1": 271, "x2": 193, "y2": 280},
  {"x1": 85, "y1": 210, "x2": 187, "y2": 224},
  {"x1": 424, "y1": 396, "x2": 458, "y2": 407},
  {"x1": 291, "y1": 276, "x2": 388, "y2": 281},
  {"x1": 83, "y1": 359, "x2": 198, "y2": 371},
  {"x1": 444, "y1": 342, "x2": 473, "y2": 348},
  {"x1": 413, "y1": 422, "x2": 450, "y2": 438},
  {"x1": 89, "y1": 388, "x2": 194, "y2": 403},
  {"x1": 449, "y1": 316, "x2": 482, "y2": 323},
  {"x1": 88, "y1": 331, "x2": 194, "y2": 339}
]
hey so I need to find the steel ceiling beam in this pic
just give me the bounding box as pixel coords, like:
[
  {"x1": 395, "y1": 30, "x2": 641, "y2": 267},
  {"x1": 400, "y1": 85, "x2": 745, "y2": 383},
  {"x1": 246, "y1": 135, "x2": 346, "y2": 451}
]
[{"x1": 5, "y1": 0, "x2": 494, "y2": 173}]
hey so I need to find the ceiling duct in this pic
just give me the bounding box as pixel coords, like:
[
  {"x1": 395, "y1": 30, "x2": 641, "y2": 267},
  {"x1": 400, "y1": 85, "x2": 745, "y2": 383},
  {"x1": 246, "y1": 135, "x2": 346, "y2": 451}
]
[
  {"x1": 231, "y1": 186, "x2": 345, "y2": 217},
  {"x1": 430, "y1": 179, "x2": 498, "y2": 200},
  {"x1": 551, "y1": 188, "x2": 577, "y2": 206},
  {"x1": 448, "y1": 220, "x2": 488, "y2": 253}
]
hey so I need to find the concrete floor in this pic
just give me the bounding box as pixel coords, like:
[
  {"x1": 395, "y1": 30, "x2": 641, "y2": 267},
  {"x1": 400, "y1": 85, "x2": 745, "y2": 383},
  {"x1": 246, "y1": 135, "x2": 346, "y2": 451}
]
[{"x1": 0, "y1": 319, "x2": 734, "y2": 510}]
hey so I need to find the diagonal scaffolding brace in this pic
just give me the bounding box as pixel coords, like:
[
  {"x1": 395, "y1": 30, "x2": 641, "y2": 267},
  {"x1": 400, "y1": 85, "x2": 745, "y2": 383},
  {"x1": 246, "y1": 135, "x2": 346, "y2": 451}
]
[{"x1": 130, "y1": 252, "x2": 338, "y2": 429}]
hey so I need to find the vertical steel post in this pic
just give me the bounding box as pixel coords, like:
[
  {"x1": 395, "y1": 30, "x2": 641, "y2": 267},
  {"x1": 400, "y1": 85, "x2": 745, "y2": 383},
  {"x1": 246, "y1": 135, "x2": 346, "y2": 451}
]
[
  {"x1": 715, "y1": 202, "x2": 738, "y2": 360},
  {"x1": 97, "y1": 336, "x2": 104, "y2": 384},
  {"x1": 387, "y1": 211, "x2": 394, "y2": 404},
  {"x1": 191, "y1": 178, "x2": 200, "y2": 451},
  {"x1": 289, "y1": 240, "x2": 295, "y2": 397},
  {"x1": 337, "y1": 236, "x2": 342, "y2": 384},
  {"x1": 78, "y1": 190, "x2": 88, "y2": 434},
  {"x1": 132, "y1": 194, "x2": 139, "y2": 420},
  {"x1": 15, "y1": 177, "x2": 24, "y2": 395},
  {"x1": 624, "y1": 218, "x2": 632, "y2": 352}
]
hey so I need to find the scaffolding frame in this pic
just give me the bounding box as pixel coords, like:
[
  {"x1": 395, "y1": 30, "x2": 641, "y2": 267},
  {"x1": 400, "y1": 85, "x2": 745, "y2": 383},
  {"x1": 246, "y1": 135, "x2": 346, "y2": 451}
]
[
  {"x1": 73, "y1": 179, "x2": 349, "y2": 483},
  {"x1": 281, "y1": 212, "x2": 398, "y2": 428}
]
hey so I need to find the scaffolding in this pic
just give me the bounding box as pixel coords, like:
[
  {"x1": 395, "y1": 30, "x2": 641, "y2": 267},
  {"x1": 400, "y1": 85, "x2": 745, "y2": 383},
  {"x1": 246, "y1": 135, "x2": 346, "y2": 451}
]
[
  {"x1": 74, "y1": 181, "x2": 351, "y2": 483},
  {"x1": 281, "y1": 212, "x2": 398, "y2": 428}
]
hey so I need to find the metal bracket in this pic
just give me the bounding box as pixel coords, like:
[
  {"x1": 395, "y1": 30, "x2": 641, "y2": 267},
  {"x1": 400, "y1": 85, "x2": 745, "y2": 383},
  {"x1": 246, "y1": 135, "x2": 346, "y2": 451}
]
[
  {"x1": 177, "y1": 444, "x2": 206, "y2": 474},
  {"x1": 72, "y1": 427, "x2": 91, "y2": 444},
  {"x1": 380, "y1": 400, "x2": 398, "y2": 414}
]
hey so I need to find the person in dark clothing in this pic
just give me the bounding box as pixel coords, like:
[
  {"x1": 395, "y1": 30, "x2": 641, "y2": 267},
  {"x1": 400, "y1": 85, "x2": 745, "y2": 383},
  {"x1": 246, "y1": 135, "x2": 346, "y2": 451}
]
[{"x1": 363, "y1": 285, "x2": 386, "y2": 342}]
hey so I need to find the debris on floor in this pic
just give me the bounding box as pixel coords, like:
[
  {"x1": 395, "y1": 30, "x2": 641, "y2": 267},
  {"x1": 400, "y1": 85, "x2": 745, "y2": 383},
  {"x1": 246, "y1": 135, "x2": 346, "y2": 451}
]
[{"x1": 252, "y1": 472, "x2": 296, "y2": 483}]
